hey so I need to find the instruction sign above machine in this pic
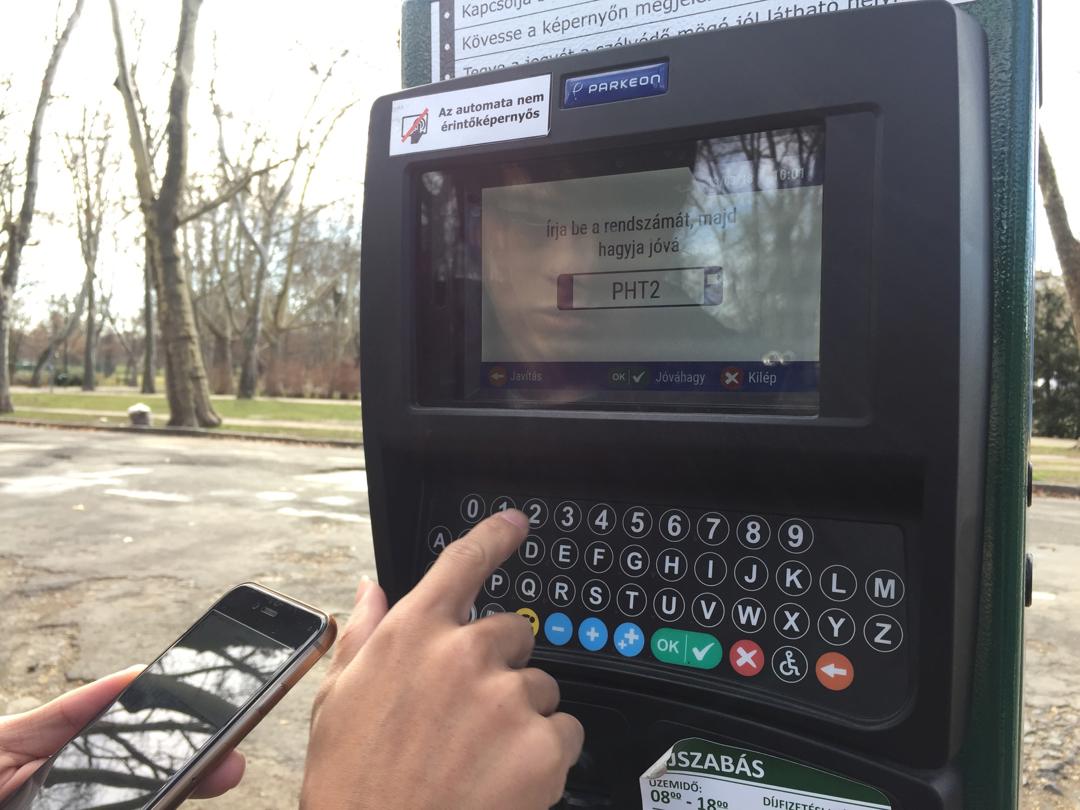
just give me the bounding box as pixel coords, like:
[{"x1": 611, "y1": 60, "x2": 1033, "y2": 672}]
[{"x1": 429, "y1": 0, "x2": 974, "y2": 80}]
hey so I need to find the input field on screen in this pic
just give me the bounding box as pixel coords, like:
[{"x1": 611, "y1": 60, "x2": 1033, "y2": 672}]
[{"x1": 556, "y1": 266, "x2": 723, "y2": 311}]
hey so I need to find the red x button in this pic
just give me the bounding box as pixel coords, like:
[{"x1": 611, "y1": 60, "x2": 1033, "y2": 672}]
[{"x1": 730, "y1": 639, "x2": 764, "y2": 677}]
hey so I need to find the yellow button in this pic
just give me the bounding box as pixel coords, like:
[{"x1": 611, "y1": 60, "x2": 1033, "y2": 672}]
[{"x1": 516, "y1": 607, "x2": 540, "y2": 636}]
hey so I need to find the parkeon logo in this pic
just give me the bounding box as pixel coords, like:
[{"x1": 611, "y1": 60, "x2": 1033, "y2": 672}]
[{"x1": 401, "y1": 108, "x2": 429, "y2": 144}]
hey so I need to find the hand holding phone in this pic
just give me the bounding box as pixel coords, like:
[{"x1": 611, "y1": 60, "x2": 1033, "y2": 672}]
[
  {"x1": 2, "y1": 583, "x2": 335, "y2": 810},
  {"x1": 0, "y1": 668, "x2": 246, "y2": 804}
]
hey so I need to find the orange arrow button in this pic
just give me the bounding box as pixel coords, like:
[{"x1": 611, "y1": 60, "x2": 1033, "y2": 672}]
[{"x1": 815, "y1": 652, "x2": 854, "y2": 691}]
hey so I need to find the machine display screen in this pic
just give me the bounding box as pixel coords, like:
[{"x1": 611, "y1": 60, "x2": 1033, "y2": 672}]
[{"x1": 420, "y1": 125, "x2": 824, "y2": 412}]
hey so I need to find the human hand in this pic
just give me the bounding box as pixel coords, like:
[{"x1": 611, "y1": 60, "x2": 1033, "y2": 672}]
[
  {"x1": 301, "y1": 510, "x2": 584, "y2": 810},
  {"x1": 0, "y1": 667, "x2": 246, "y2": 802}
]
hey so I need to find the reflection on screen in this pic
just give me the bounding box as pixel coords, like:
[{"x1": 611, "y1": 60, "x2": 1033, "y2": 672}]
[
  {"x1": 473, "y1": 126, "x2": 824, "y2": 401},
  {"x1": 429, "y1": 125, "x2": 825, "y2": 406},
  {"x1": 13, "y1": 611, "x2": 292, "y2": 810}
]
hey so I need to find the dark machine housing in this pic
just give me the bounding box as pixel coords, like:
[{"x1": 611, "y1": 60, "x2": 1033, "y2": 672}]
[{"x1": 360, "y1": 3, "x2": 990, "y2": 807}]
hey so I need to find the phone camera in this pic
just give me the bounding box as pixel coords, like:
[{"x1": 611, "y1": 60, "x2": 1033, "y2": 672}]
[{"x1": 252, "y1": 600, "x2": 262, "y2": 611}]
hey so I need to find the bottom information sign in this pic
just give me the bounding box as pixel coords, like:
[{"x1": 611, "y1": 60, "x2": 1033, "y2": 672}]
[{"x1": 640, "y1": 738, "x2": 892, "y2": 810}]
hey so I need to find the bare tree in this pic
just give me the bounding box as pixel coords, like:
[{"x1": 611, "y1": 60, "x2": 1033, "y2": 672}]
[
  {"x1": 62, "y1": 111, "x2": 112, "y2": 390},
  {"x1": 263, "y1": 65, "x2": 359, "y2": 397},
  {"x1": 0, "y1": 0, "x2": 85, "y2": 413},
  {"x1": 1039, "y1": 129, "x2": 1080, "y2": 356},
  {"x1": 213, "y1": 116, "x2": 299, "y2": 400},
  {"x1": 187, "y1": 197, "x2": 241, "y2": 394},
  {"x1": 100, "y1": 287, "x2": 143, "y2": 387},
  {"x1": 29, "y1": 280, "x2": 91, "y2": 387},
  {"x1": 111, "y1": 0, "x2": 285, "y2": 423},
  {"x1": 111, "y1": 0, "x2": 221, "y2": 426}
]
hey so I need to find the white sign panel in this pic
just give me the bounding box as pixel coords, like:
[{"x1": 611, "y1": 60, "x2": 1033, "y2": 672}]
[
  {"x1": 431, "y1": 0, "x2": 975, "y2": 79},
  {"x1": 641, "y1": 738, "x2": 893, "y2": 810},
  {"x1": 389, "y1": 74, "x2": 550, "y2": 155}
]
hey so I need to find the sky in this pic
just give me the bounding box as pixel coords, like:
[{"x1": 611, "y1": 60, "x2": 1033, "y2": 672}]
[
  {"x1": 1, "y1": 0, "x2": 402, "y2": 322},
  {"x1": 1, "y1": 0, "x2": 1078, "y2": 322}
]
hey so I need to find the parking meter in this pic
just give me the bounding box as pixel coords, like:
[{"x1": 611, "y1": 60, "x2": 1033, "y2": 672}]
[{"x1": 362, "y1": 1, "x2": 1037, "y2": 807}]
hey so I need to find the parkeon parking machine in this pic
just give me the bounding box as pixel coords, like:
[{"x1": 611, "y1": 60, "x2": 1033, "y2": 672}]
[{"x1": 361, "y1": 1, "x2": 1038, "y2": 807}]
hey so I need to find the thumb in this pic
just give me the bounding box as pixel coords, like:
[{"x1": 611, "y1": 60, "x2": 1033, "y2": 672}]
[
  {"x1": 3, "y1": 667, "x2": 143, "y2": 759},
  {"x1": 330, "y1": 576, "x2": 388, "y2": 673}
]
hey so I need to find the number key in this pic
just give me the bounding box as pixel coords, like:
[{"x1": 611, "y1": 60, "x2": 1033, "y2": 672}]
[
  {"x1": 779, "y1": 518, "x2": 813, "y2": 553},
  {"x1": 490, "y1": 495, "x2": 516, "y2": 515},
  {"x1": 460, "y1": 494, "x2": 485, "y2": 524},
  {"x1": 522, "y1": 498, "x2": 549, "y2": 529},
  {"x1": 622, "y1": 506, "x2": 652, "y2": 538},
  {"x1": 588, "y1": 503, "x2": 616, "y2": 535},
  {"x1": 554, "y1": 500, "x2": 582, "y2": 532},
  {"x1": 696, "y1": 512, "x2": 730, "y2": 545},
  {"x1": 659, "y1": 508, "x2": 690, "y2": 542},
  {"x1": 736, "y1": 515, "x2": 770, "y2": 549}
]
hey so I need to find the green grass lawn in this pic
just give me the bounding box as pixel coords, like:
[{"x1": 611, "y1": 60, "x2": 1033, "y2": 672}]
[
  {"x1": 8, "y1": 391, "x2": 360, "y2": 424},
  {"x1": 2, "y1": 391, "x2": 362, "y2": 443},
  {"x1": 1027, "y1": 437, "x2": 1080, "y2": 488}
]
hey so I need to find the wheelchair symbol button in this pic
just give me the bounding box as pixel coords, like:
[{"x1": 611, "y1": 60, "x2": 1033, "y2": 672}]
[{"x1": 772, "y1": 646, "x2": 808, "y2": 684}]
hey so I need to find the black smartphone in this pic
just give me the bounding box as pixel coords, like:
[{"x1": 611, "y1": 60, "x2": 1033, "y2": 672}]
[{"x1": 4, "y1": 583, "x2": 336, "y2": 810}]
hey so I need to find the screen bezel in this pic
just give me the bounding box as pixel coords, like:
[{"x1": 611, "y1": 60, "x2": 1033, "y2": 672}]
[{"x1": 413, "y1": 110, "x2": 875, "y2": 419}]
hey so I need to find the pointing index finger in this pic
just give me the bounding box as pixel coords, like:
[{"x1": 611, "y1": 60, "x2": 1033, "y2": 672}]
[{"x1": 410, "y1": 510, "x2": 529, "y2": 619}]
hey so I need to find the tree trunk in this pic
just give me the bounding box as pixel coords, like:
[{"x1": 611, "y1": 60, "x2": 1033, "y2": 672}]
[
  {"x1": 82, "y1": 280, "x2": 96, "y2": 390},
  {"x1": 263, "y1": 335, "x2": 284, "y2": 397},
  {"x1": 237, "y1": 284, "x2": 263, "y2": 398},
  {"x1": 0, "y1": 0, "x2": 85, "y2": 413},
  {"x1": 0, "y1": 292, "x2": 12, "y2": 411},
  {"x1": 210, "y1": 328, "x2": 234, "y2": 395},
  {"x1": 141, "y1": 246, "x2": 156, "y2": 393},
  {"x1": 111, "y1": 0, "x2": 216, "y2": 426},
  {"x1": 30, "y1": 343, "x2": 56, "y2": 388},
  {"x1": 30, "y1": 274, "x2": 92, "y2": 386},
  {"x1": 155, "y1": 210, "x2": 219, "y2": 425},
  {"x1": 1039, "y1": 129, "x2": 1080, "y2": 354},
  {"x1": 154, "y1": 0, "x2": 218, "y2": 427}
]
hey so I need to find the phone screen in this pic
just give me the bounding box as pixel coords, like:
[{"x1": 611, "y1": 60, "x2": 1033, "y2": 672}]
[{"x1": 11, "y1": 606, "x2": 301, "y2": 809}]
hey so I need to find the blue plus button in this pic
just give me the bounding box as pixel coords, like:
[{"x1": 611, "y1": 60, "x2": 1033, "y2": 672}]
[
  {"x1": 578, "y1": 617, "x2": 608, "y2": 651},
  {"x1": 544, "y1": 613, "x2": 574, "y2": 646},
  {"x1": 613, "y1": 622, "x2": 645, "y2": 657}
]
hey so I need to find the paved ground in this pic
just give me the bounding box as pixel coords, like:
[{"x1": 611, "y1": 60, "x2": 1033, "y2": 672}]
[
  {"x1": 0, "y1": 426, "x2": 369, "y2": 809},
  {"x1": 1024, "y1": 498, "x2": 1080, "y2": 808},
  {"x1": 0, "y1": 425, "x2": 1077, "y2": 808}
]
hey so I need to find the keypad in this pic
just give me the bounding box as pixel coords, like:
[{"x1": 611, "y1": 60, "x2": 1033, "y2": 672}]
[{"x1": 422, "y1": 492, "x2": 910, "y2": 719}]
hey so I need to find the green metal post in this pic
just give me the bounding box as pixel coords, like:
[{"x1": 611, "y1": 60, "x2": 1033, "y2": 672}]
[{"x1": 957, "y1": 1, "x2": 1037, "y2": 806}]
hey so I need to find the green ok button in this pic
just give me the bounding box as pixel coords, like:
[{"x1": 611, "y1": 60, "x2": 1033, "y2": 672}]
[{"x1": 651, "y1": 628, "x2": 723, "y2": 670}]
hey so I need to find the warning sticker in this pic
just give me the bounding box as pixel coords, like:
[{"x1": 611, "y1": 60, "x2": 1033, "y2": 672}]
[
  {"x1": 389, "y1": 74, "x2": 550, "y2": 155},
  {"x1": 640, "y1": 738, "x2": 892, "y2": 810}
]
